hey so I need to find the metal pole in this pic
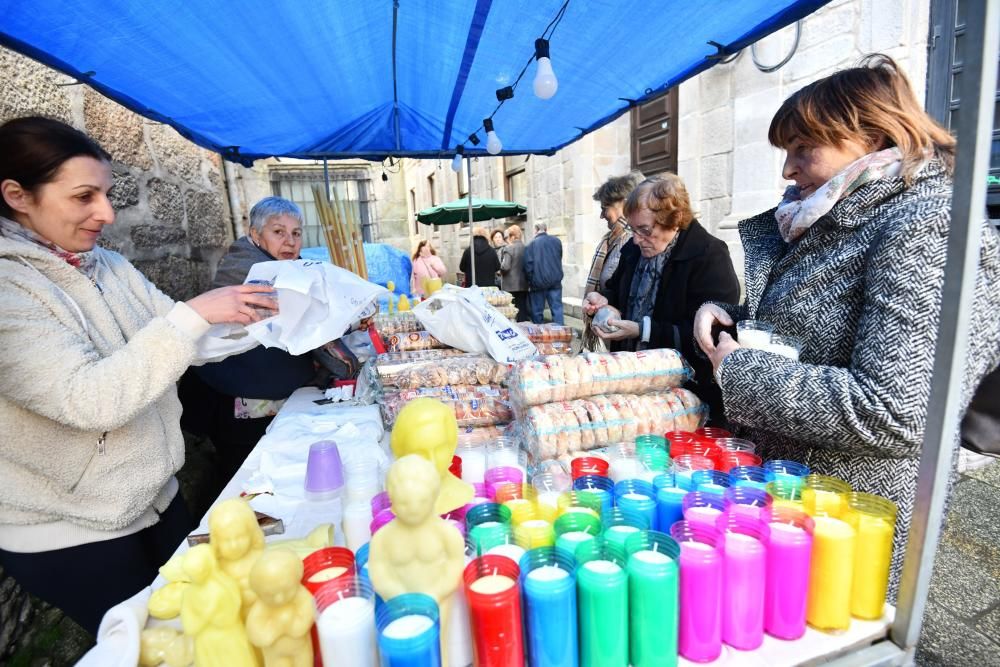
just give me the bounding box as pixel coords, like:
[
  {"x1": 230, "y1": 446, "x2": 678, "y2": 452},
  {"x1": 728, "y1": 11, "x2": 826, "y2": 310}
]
[
  {"x1": 467, "y1": 155, "x2": 476, "y2": 286},
  {"x1": 891, "y1": 0, "x2": 999, "y2": 658},
  {"x1": 322, "y1": 158, "x2": 332, "y2": 199}
]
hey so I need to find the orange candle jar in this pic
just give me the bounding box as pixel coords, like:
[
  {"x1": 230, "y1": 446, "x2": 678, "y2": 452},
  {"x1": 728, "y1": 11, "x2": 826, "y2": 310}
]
[{"x1": 843, "y1": 492, "x2": 897, "y2": 620}]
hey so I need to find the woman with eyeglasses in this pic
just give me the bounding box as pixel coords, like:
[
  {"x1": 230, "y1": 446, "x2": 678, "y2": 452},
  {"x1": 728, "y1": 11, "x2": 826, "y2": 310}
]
[{"x1": 583, "y1": 174, "x2": 739, "y2": 418}]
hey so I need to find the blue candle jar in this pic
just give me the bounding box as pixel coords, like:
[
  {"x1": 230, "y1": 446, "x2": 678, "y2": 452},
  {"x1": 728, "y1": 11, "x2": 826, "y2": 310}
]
[
  {"x1": 519, "y1": 547, "x2": 578, "y2": 667},
  {"x1": 691, "y1": 470, "x2": 731, "y2": 495},
  {"x1": 763, "y1": 460, "x2": 809, "y2": 488},
  {"x1": 614, "y1": 480, "x2": 658, "y2": 531},
  {"x1": 653, "y1": 473, "x2": 688, "y2": 533},
  {"x1": 376, "y1": 593, "x2": 441, "y2": 667},
  {"x1": 729, "y1": 465, "x2": 768, "y2": 490},
  {"x1": 573, "y1": 475, "x2": 614, "y2": 516}
]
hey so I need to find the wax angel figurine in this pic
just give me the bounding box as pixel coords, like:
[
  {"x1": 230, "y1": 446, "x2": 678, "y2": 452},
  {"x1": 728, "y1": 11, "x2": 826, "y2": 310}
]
[
  {"x1": 369, "y1": 454, "x2": 466, "y2": 666},
  {"x1": 245, "y1": 549, "x2": 315, "y2": 667},
  {"x1": 390, "y1": 398, "x2": 473, "y2": 514},
  {"x1": 180, "y1": 543, "x2": 258, "y2": 667},
  {"x1": 139, "y1": 627, "x2": 194, "y2": 667},
  {"x1": 209, "y1": 498, "x2": 266, "y2": 616}
]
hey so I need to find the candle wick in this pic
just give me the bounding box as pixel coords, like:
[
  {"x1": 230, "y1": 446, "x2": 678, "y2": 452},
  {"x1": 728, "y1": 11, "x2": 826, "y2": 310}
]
[
  {"x1": 653, "y1": 542, "x2": 659, "y2": 553},
  {"x1": 492, "y1": 567, "x2": 497, "y2": 578}
]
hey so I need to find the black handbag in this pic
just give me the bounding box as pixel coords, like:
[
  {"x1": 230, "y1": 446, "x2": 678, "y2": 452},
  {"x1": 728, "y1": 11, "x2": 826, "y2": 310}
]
[{"x1": 960, "y1": 366, "x2": 1000, "y2": 457}]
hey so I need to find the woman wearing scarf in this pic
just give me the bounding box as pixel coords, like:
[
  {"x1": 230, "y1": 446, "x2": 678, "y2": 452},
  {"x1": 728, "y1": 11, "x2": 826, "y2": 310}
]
[
  {"x1": 582, "y1": 172, "x2": 640, "y2": 350},
  {"x1": 0, "y1": 117, "x2": 275, "y2": 634},
  {"x1": 179, "y1": 197, "x2": 319, "y2": 491},
  {"x1": 694, "y1": 55, "x2": 1000, "y2": 603},
  {"x1": 583, "y1": 174, "x2": 739, "y2": 418}
]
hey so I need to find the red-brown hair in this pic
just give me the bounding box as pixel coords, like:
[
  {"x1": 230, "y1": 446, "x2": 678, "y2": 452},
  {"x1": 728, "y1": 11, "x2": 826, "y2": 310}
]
[
  {"x1": 768, "y1": 54, "x2": 955, "y2": 181},
  {"x1": 623, "y1": 174, "x2": 694, "y2": 231},
  {"x1": 412, "y1": 240, "x2": 437, "y2": 260}
]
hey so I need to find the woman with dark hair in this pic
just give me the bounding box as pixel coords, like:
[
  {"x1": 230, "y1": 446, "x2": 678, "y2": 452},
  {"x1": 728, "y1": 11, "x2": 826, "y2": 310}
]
[
  {"x1": 694, "y1": 55, "x2": 1000, "y2": 601},
  {"x1": 583, "y1": 174, "x2": 740, "y2": 418},
  {"x1": 0, "y1": 116, "x2": 275, "y2": 634}
]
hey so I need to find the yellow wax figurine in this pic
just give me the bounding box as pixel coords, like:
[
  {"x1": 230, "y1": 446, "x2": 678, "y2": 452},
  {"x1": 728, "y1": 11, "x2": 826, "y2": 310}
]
[
  {"x1": 391, "y1": 398, "x2": 473, "y2": 514},
  {"x1": 369, "y1": 455, "x2": 466, "y2": 665},
  {"x1": 397, "y1": 293, "x2": 411, "y2": 311},
  {"x1": 180, "y1": 544, "x2": 258, "y2": 667},
  {"x1": 246, "y1": 549, "x2": 316, "y2": 667},
  {"x1": 139, "y1": 627, "x2": 194, "y2": 667},
  {"x1": 264, "y1": 524, "x2": 335, "y2": 559},
  {"x1": 209, "y1": 498, "x2": 266, "y2": 617}
]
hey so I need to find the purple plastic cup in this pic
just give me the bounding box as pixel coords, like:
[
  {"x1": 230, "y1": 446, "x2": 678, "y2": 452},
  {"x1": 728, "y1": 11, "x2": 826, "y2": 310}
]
[{"x1": 305, "y1": 440, "x2": 344, "y2": 498}]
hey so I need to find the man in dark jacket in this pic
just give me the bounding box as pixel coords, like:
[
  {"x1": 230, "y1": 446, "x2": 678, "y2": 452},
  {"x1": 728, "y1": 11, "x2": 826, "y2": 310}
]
[
  {"x1": 459, "y1": 226, "x2": 501, "y2": 287},
  {"x1": 523, "y1": 222, "x2": 565, "y2": 324}
]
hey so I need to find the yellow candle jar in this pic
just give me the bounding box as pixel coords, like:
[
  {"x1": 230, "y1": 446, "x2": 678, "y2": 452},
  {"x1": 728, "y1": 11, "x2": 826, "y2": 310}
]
[
  {"x1": 801, "y1": 475, "x2": 852, "y2": 518},
  {"x1": 843, "y1": 492, "x2": 897, "y2": 619},
  {"x1": 806, "y1": 515, "x2": 856, "y2": 632}
]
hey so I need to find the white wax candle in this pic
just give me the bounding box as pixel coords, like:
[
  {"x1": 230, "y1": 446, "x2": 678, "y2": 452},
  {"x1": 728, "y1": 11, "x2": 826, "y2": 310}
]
[
  {"x1": 582, "y1": 559, "x2": 621, "y2": 575},
  {"x1": 632, "y1": 549, "x2": 673, "y2": 565},
  {"x1": 520, "y1": 519, "x2": 551, "y2": 531},
  {"x1": 487, "y1": 543, "x2": 526, "y2": 564},
  {"x1": 681, "y1": 541, "x2": 713, "y2": 551},
  {"x1": 770, "y1": 522, "x2": 806, "y2": 536},
  {"x1": 764, "y1": 343, "x2": 800, "y2": 360},
  {"x1": 739, "y1": 329, "x2": 772, "y2": 349},
  {"x1": 608, "y1": 526, "x2": 640, "y2": 536},
  {"x1": 609, "y1": 460, "x2": 643, "y2": 483},
  {"x1": 448, "y1": 555, "x2": 474, "y2": 667},
  {"x1": 382, "y1": 614, "x2": 435, "y2": 640},
  {"x1": 686, "y1": 506, "x2": 722, "y2": 522},
  {"x1": 621, "y1": 492, "x2": 649, "y2": 501},
  {"x1": 698, "y1": 483, "x2": 726, "y2": 494},
  {"x1": 342, "y1": 503, "x2": 372, "y2": 552},
  {"x1": 527, "y1": 565, "x2": 569, "y2": 582},
  {"x1": 536, "y1": 491, "x2": 562, "y2": 509},
  {"x1": 559, "y1": 531, "x2": 594, "y2": 545},
  {"x1": 309, "y1": 566, "x2": 347, "y2": 583},
  {"x1": 470, "y1": 574, "x2": 515, "y2": 594},
  {"x1": 317, "y1": 595, "x2": 376, "y2": 667},
  {"x1": 461, "y1": 450, "x2": 487, "y2": 484}
]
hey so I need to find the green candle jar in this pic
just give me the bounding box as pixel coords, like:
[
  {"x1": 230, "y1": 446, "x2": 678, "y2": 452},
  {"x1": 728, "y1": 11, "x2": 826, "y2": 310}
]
[
  {"x1": 626, "y1": 530, "x2": 680, "y2": 667},
  {"x1": 575, "y1": 538, "x2": 629, "y2": 667}
]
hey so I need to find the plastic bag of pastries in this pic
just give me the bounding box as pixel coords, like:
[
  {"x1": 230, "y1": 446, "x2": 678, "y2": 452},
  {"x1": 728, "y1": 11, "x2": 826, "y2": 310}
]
[
  {"x1": 543, "y1": 355, "x2": 567, "y2": 403},
  {"x1": 611, "y1": 352, "x2": 643, "y2": 395},
  {"x1": 670, "y1": 387, "x2": 707, "y2": 431},
  {"x1": 581, "y1": 399, "x2": 609, "y2": 445},
  {"x1": 525, "y1": 404, "x2": 559, "y2": 460}
]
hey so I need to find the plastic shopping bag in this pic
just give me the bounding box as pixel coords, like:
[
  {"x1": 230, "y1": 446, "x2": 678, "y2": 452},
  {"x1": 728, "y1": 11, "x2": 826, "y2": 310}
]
[{"x1": 413, "y1": 284, "x2": 536, "y2": 363}]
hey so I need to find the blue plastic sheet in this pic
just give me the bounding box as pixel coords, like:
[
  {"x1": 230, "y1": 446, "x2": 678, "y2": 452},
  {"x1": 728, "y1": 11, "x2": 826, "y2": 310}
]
[
  {"x1": 301, "y1": 244, "x2": 413, "y2": 297},
  {"x1": 0, "y1": 0, "x2": 829, "y2": 162}
]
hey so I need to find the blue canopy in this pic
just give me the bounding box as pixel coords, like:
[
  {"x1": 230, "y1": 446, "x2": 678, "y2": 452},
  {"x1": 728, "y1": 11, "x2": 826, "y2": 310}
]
[{"x1": 0, "y1": 0, "x2": 829, "y2": 163}]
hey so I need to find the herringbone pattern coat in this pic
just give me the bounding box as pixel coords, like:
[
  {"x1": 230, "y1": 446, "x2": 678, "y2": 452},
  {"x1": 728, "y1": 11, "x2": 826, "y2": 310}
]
[{"x1": 715, "y1": 159, "x2": 1000, "y2": 601}]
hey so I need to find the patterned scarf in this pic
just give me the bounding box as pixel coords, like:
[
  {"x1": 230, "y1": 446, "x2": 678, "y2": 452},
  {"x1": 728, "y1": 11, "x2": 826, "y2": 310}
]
[
  {"x1": 775, "y1": 147, "x2": 903, "y2": 243},
  {"x1": 584, "y1": 218, "x2": 630, "y2": 350},
  {"x1": 625, "y1": 234, "x2": 678, "y2": 323},
  {"x1": 0, "y1": 215, "x2": 98, "y2": 278}
]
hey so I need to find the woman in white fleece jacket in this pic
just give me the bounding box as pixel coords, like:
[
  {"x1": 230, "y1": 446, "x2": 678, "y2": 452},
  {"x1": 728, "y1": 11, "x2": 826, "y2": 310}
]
[{"x1": 0, "y1": 117, "x2": 277, "y2": 635}]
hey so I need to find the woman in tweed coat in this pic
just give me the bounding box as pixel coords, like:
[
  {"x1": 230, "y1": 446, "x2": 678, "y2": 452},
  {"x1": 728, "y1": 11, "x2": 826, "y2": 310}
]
[{"x1": 695, "y1": 55, "x2": 1000, "y2": 603}]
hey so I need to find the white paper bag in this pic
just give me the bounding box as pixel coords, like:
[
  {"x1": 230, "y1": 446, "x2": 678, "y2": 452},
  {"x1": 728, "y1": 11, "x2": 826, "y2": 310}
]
[{"x1": 413, "y1": 285, "x2": 536, "y2": 363}]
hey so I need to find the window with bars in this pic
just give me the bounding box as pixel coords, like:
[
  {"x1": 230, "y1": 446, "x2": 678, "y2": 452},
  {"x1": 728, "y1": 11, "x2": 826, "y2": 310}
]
[{"x1": 270, "y1": 168, "x2": 375, "y2": 245}]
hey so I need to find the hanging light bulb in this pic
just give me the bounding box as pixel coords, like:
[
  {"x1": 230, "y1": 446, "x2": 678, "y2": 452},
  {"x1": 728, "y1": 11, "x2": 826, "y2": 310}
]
[
  {"x1": 451, "y1": 145, "x2": 464, "y2": 172},
  {"x1": 533, "y1": 38, "x2": 558, "y2": 99},
  {"x1": 484, "y1": 118, "x2": 502, "y2": 155}
]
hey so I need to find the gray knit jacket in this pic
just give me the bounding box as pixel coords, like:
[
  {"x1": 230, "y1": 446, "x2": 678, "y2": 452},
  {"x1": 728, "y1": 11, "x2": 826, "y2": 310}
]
[{"x1": 715, "y1": 159, "x2": 1000, "y2": 601}]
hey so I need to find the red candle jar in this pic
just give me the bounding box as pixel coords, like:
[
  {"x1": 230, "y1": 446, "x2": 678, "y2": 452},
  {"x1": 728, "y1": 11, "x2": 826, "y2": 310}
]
[
  {"x1": 571, "y1": 456, "x2": 609, "y2": 480},
  {"x1": 450, "y1": 455, "x2": 463, "y2": 479},
  {"x1": 715, "y1": 437, "x2": 757, "y2": 454},
  {"x1": 666, "y1": 431, "x2": 699, "y2": 458},
  {"x1": 464, "y1": 555, "x2": 525, "y2": 667},
  {"x1": 713, "y1": 451, "x2": 763, "y2": 473},
  {"x1": 302, "y1": 546, "x2": 356, "y2": 594},
  {"x1": 695, "y1": 426, "x2": 733, "y2": 440}
]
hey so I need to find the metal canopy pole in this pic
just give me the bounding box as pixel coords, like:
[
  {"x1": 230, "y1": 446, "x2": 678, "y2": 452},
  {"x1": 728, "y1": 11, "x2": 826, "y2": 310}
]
[
  {"x1": 891, "y1": 0, "x2": 999, "y2": 660},
  {"x1": 467, "y1": 155, "x2": 476, "y2": 286}
]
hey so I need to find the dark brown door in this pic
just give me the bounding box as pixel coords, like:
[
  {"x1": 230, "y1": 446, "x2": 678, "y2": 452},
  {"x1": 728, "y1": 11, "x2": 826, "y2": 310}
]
[{"x1": 631, "y1": 88, "x2": 679, "y2": 175}]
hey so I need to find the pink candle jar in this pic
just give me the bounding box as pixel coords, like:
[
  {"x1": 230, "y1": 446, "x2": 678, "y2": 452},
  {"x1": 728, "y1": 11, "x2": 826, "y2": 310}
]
[
  {"x1": 764, "y1": 507, "x2": 814, "y2": 640},
  {"x1": 715, "y1": 511, "x2": 769, "y2": 651},
  {"x1": 682, "y1": 491, "x2": 726, "y2": 528},
  {"x1": 670, "y1": 520, "x2": 722, "y2": 662},
  {"x1": 722, "y1": 486, "x2": 773, "y2": 521}
]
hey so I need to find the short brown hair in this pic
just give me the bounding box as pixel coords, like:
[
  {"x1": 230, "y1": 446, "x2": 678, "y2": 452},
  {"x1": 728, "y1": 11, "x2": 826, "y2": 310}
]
[
  {"x1": 623, "y1": 174, "x2": 694, "y2": 231},
  {"x1": 768, "y1": 54, "x2": 955, "y2": 181}
]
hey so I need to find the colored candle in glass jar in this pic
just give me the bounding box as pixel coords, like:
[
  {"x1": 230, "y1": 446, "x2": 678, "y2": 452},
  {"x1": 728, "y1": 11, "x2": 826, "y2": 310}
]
[
  {"x1": 806, "y1": 515, "x2": 856, "y2": 631},
  {"x1": 575, "y1": 540, "x2": 629, "y2": 667},
  {"x1": 844, "y1": 492, "x2": 897, "y2": 620},
  {"x1": 519, "y1": 548, "x2": 578, "y2": 667},
  {"x1": 315, "y1": 578, "x2": 377, "y2": 667},
  {"x1": 765, "y1": 508, "x2": 814, "y2": 640},
  {"x1": 376, "y1": 593, "x2": 441, "y2": 667},
  {"x1": 625, "y1": 530, "x2": 679, "y2": 667},
  {"x1": 716, "y1": 512, "x2": 769, "y2": 651},
  {"x1": 463, "y1": 555, "x2": 524, "y2": 667},
  {"x1": 670, "y1": 521, "x2": 722, "y2": 663}
]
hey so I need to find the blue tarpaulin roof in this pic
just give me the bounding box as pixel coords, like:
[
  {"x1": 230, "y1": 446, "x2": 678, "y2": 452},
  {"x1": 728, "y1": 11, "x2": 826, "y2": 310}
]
[{"x1": 0, "y1": 0, "x2": 829, "y2": 163}]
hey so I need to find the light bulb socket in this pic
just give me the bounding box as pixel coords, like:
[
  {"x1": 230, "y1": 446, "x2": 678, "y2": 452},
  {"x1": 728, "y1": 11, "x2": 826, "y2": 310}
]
[
  {"x1": 483, "y1": 118, "x2": 495, "y2": 133},
  {"x1": 535, "y1": 38, "x2": 551, "y2": 60},
  {"x1": 495, "y1": 86, "x2": 515, "y2": 102},
  {"x1": 467, "y1": 133, "x2": 480, "y2": 146},
  {"x1": 381, "y1": 171, "x2": 389, "y2": 182},
  {"x1": 455, "y1": 145, "x2": 465, "y2": 156}
]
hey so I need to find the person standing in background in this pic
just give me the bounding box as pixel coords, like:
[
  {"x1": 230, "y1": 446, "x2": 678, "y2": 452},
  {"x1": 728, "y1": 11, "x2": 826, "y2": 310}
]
[
  {"x1": 459, "y1": 226, "x2": 501, "y2": 287},
  {"x1": 583, "y1": 172, "x2": 641, "y2": 349},
  {"x1": 498, "y1": 224, "x2": 529, "y2": 321},
  {"x1": 410, "y1": 239, "x2": 447, "y2": 297},
  {"x1": 490, "y1": 229, "x2": 507, "y2": 249},
  {"x1": 523, "y1": 221, "x2": 564, "y2": 324}
]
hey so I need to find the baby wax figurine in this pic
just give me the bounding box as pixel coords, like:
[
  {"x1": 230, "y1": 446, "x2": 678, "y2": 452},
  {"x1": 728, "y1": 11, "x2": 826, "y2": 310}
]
[
  {"x1": 369, "y1": 455, "x2": 466, "y2": 666},
  {"x1": 209, "y1": 498, "x2": 265, "y2": 617},
  {"x1": 180, "y1": 543, "x2": 258, "y2": 667},
  {"x1": 390, "y1": 398, "x2": 472, "y2": 514},
  {"x1": 246, "y1": 549, "x2": 315, "y2": 667},
  {"x1": 139, "y1": 627, "x2": 194, "y2": 667}
]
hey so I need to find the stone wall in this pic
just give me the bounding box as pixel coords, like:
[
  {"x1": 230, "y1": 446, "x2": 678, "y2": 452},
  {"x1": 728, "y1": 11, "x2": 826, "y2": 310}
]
[{"x1": 0, "y1": 46, "x2": 235, "y2": 301}]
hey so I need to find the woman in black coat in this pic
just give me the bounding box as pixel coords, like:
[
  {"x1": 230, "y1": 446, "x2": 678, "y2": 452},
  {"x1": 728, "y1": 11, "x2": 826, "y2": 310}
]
[{"x1": 583, "y1": 175, "x2": 739, "y2": 419}]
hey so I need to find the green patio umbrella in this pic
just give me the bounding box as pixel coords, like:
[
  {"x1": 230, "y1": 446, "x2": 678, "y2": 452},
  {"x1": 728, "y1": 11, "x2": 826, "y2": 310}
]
[{"x1": 416, "y1": 197, "x2": 526, "y2": 285}]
